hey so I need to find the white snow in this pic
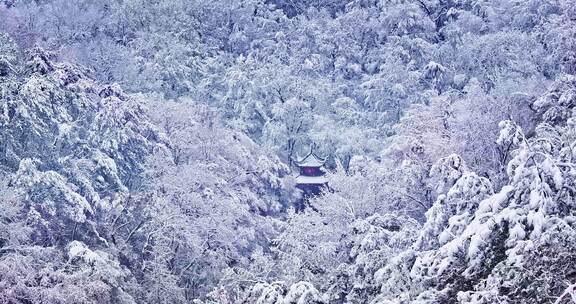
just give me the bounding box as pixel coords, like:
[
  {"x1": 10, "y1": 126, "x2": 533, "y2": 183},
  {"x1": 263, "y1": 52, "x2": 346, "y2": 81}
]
[{"x1": 296, "y1": 175, "x2": 327, "y2": 185}]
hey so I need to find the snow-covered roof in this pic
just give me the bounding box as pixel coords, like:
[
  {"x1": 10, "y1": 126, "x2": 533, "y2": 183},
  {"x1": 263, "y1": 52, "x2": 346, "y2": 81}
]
[
  {"x1": 294, "y1": 152, "x2": 325, "y2": 167},
  {"x1": 296, "y1": 175, "x2": 327, "y2": 185}
]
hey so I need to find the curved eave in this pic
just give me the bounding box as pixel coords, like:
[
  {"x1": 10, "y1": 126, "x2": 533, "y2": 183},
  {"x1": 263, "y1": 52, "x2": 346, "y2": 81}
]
[{"x1": 296, "y1": 175, "x2": 328, "y2": 185}]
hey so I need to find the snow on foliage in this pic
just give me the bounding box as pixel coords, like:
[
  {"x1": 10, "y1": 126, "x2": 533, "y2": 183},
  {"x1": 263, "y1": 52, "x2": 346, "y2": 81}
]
[
  {"x1": 374, "y1": 75, "x2": 576, "y2": 303},
  {"x1": 1, "y1": 0, "x2": 576, "y2": 303}
]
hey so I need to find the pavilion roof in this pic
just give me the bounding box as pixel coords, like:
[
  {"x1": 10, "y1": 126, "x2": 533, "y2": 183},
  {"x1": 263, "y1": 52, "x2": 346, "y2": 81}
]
[
  {"x1": 296, "y1": 175, "x2": 327, "y2": 185},
  {"x1": 294, "y1": 151, "x2": 326, "y2": 167}
]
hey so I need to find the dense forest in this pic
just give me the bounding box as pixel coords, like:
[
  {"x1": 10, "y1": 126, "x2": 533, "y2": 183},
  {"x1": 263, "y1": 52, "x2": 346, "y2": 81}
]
[{"x1": 1, "y1": 0, "x2": 576, "y2": 303}]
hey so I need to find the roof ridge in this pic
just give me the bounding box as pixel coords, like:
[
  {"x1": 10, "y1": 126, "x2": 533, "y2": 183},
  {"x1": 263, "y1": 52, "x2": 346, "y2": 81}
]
[{"x1": 293, "y1": 151, "x2": 326, "y2": 167}]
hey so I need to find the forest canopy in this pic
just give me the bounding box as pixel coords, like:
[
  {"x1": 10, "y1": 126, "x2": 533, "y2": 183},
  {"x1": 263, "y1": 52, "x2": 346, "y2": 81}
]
[{"x1": 1, "y1": 0, "x2": 576, "y2": 303}]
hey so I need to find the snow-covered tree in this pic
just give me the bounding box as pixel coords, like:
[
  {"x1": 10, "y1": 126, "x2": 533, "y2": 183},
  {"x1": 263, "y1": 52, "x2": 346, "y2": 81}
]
[{"x1": 374, "y1": 75, "x2": 576, "y2": 303}]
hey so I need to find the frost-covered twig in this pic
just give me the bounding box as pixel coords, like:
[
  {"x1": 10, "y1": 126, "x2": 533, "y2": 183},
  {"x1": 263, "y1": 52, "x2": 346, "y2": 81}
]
[{"x1": 555, "y1": 283, "x2": 576, "y2": 304}]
